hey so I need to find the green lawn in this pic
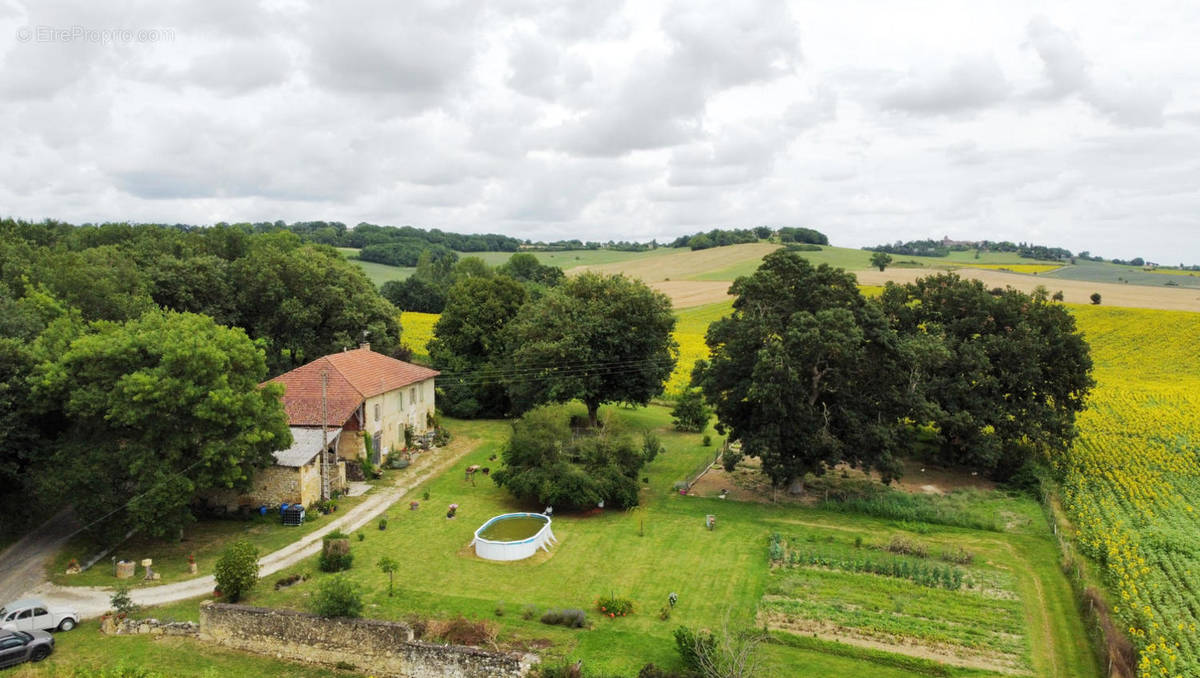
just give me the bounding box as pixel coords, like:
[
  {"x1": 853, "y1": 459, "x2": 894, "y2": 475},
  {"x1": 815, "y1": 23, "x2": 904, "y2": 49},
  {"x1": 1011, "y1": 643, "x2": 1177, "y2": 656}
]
[
  {"x1": 28, "y1": 407, "x2": 1099, "y2": 677},
  {"x1": 245, "y1": 407, "x2": 1096, "y2": 677},
  {"x1": 10, "y1": 619, "x2": 360, "y2": 678},
  {"x1": 49, "y1": 482, "x2": 379, "y2": 588}
]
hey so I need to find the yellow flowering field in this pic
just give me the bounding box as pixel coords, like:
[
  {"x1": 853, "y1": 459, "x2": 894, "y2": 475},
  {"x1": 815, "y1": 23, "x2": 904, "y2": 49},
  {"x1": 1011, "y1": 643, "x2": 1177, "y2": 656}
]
[
  {"x1": 399, "y1": 311, "x2": 438, "y2": 360},
  {"x1": 1059, "y1": 305, "x2": 1200, "y2": 678}
]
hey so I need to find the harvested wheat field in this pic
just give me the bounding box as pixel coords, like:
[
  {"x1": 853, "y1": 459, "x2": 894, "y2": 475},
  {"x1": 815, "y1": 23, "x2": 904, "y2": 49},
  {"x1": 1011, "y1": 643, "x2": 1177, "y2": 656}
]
[
  {"x1": 647, "y1": 280, "x2": 733, "y2": 308},
  {"x1": 854, "y1": 267, "x2": 1200, "y2": 312},
  {"x1": 568, "y1": 242, "x2": 779, "y2": 282}
]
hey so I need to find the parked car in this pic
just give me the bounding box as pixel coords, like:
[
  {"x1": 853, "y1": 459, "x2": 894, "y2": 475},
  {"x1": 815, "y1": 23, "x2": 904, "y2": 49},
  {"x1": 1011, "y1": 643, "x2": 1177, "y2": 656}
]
[
  {"x1": 0, "y1": 599, "x2": 79, "y2": 632},
  {"x1": 0, "y1": 629, "x2": 54, "y2": 668}
]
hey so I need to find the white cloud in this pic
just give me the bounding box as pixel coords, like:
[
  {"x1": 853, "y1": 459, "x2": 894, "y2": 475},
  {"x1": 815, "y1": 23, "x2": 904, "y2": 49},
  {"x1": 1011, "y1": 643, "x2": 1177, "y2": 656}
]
[
  {"x1": 0, "y1": 0, "x2": 1199, "y2": 263},
  {"x1": 879, "y1": 56, "x2": 1011, "y2": 114}
]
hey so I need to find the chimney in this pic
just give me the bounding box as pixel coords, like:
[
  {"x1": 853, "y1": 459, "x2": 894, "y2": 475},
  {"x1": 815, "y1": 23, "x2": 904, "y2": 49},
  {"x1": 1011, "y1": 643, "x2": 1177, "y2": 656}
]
[{"x1": 359, "y1": 342, "x2": 370, "y2": 351}]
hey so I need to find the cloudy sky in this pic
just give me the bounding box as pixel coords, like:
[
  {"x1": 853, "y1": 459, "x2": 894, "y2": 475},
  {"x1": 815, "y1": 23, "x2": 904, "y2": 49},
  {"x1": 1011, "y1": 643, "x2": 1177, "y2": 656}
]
[{"x1": 2, "y1": 1, "x2": 1198, "y2": 263}]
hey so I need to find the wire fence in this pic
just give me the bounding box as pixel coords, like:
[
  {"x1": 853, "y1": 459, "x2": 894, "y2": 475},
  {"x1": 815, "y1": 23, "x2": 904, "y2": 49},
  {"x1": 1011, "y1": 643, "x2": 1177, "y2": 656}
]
[{"x1": 680, "y1": 447, "x2": 723, "y2": 491}]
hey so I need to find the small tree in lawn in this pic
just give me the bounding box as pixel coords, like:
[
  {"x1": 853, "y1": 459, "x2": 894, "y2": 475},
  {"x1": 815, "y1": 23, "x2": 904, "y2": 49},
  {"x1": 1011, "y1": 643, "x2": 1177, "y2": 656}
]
[
  {"x1": 214, "y1": 539, "x2": 259, "y2": 602},
  {"x1": 671, "y1": 389, "x2": 711, "y2": 432},
  {"x1": 310, "y1": 575, "x2": 363, "y2": 618},
  {"x1": 377, "y1": 556, "x2": 399, "y2": 597},
  {"x1": 1090, "y1": 292, "x2": 1102, "y2": 305},
  {"x1": 871, "y1": 251, "x2": 893, "y2": 272}
]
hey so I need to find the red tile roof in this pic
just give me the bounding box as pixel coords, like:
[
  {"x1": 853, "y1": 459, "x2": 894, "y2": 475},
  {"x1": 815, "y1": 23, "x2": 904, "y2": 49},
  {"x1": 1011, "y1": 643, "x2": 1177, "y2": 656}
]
[{"x1": 266, "y1": 348, "x2": 439, "y2": 427}]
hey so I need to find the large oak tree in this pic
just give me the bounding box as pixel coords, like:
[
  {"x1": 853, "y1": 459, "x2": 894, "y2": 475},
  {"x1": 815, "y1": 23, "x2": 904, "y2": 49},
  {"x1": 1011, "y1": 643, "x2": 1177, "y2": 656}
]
[
  {"x1": 693, "y1": 251, "x2": 937, "y2": 490},
  {"x1": 30, "y1": 310, "x2": 292, "y2": 539},
  {"x1": 429, "y1": 275, "x2": 528, "y2": 418},
  {"x1": 504, "y1": 272, "x2": 678, "y2": 427},
  {"x1": 878, "y1": 274, "x2": 1094, "y2": 477}
]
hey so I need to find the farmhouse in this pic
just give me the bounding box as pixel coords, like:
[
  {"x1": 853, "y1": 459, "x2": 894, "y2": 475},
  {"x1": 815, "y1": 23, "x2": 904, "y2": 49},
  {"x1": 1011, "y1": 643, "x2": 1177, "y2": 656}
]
[
  {"x1": 208, "y1": 344, "x2": 439, "y2": 511},
  {"x1": 267, "y1": 343, "x2": 440, "y2": 466}
]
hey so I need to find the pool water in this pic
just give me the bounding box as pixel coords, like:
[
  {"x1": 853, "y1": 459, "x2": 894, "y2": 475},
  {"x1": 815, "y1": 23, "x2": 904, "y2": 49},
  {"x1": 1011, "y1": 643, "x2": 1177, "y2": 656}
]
[{"x1": 478, "y1": 516, "x2": 547, "y2": 541}]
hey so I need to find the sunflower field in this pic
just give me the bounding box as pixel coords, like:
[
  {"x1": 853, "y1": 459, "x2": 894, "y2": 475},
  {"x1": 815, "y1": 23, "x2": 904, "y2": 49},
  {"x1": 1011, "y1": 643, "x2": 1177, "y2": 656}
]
[{"x1": 1058, "y1": 305, "x2": 1200, "y2": 678}]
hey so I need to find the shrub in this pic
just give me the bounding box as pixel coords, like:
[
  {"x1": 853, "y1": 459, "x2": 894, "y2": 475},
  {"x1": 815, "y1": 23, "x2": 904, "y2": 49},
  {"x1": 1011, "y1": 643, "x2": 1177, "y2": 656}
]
[
  {"x1": 596, "y1": 594, "x2": 634, "y2": 617},
  {"x1": 213, "y1": 539, "x2": 259, "y2": 602},
  {"x1": 540, "y1": 608, "x2": 587, "y2": 628},
  {"x1": 638, "y1": 664, "x2": 689, "y2": 678},
  {"x1": 378, "y1": 517, "x2": 388, "y2": 530},
  {"x1": 701, "y1": 434, "x2": 712, "y2": 447},
  {"x1": 319, "y1": 530, "x2": 353, "y2": 572},
  {"x1": 430, "y1": 615, "x2": 496, "y2": 646},
  {"x1": 887, "y1": 536, "x2": 929, "y2": 559},
  {"x1": 356, "y1": 532, "x2": 365, "y2": 542},
  {"x1": 492, "y1": 405, "x2": 653, "y2": 510},
  {"x1": 494, "y1": 600, "x2": 506, "y2": 616},
  {"x1": 673, "y1": 626, "x2": 714, "y2": 673},
  {"x1": 671, "y1": 389, "x2": 711, "y2": 432},
  {"x1": 659, "y1": 605, "x2": 671, "y2": 621},
  {"x1": 721, "y1": 450, "x2": 743, "y2": 472},
  {"x1": 522, "y1": 604, "x2": 538, "y2": 620},
  {"x1": 309, "y1": 575, "x2": 362, "y2": 618},
  {"x1": 1090, "y1": 292, "x2": 1102, "y2": 305},
  {"x1": 274, "y1": 573, "x2": 308, "y2": 590},
  {"x1": 109, "y1": 584, "x2": 139, "y2": 616},
  {"x1": 535, "y1": 663, "x2": 626, "y2": 678},
  {"x1": 940, "y1": 546, "x2": 975, "y2": 565}
]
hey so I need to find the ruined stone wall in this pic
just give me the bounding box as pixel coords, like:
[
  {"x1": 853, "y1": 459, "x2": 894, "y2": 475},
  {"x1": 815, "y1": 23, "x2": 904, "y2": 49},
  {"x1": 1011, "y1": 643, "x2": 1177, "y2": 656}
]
[
  {"x1": 102, "y1": 616, "x2": 199, "y2": 637},
  {"x1": 199, "y1": 602, "x2": 533, "y2": 678}
]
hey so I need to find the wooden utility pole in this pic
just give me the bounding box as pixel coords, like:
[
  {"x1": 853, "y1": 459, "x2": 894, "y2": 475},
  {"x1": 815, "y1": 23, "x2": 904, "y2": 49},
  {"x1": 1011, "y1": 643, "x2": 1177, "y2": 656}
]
[{"x1": 321, "y1": 370, "x2": 330, "y2": 501}]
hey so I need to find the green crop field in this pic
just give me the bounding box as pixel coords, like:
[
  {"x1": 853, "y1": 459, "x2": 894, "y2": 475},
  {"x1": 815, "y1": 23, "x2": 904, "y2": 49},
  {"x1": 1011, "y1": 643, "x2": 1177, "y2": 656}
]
[{"x1": 1043, "y1": 259, "x2": 1200, "y2": 289}]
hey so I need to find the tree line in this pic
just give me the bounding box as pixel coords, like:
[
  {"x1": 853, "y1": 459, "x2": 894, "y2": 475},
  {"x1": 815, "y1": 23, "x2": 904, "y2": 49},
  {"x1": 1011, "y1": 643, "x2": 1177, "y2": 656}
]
[
  {"x1": 692, "y1": 251, "x2": 1094, "y2": 492},
  {"x1": 669, "y1": 226, "x2": 828, "y2": 250},
  {"x1": 428, "y1": 249, "x2": 1091, "y2": 511},
  {"x1": 866, "y1": 238, "x2": 1073, "y2": 261},
  {"x1": 0, "y1": 219, "x2": 406, "y2": 541}
]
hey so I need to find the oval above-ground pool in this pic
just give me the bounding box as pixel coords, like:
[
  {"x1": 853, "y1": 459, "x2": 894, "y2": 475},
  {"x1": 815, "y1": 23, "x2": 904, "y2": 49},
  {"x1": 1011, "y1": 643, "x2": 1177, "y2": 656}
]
[{"x1": 472, "y1": 512, "x2": 557, "y2": 561}]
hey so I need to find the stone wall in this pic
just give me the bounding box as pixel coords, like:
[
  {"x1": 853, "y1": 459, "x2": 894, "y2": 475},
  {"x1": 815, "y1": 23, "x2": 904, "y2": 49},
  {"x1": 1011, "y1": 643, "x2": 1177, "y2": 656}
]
[
  {"x1": 206, "y1": 465, "x2": 306, "y2": 511},
  {"x1": 199, "y1": 602, "x2": 534, "y2": 678},
  {"x1": 101, "y1": 616, "x2": 199, "y2": 636},
  {"x1": 206, "y1": 459, "x2": 346, "y2": 511}
]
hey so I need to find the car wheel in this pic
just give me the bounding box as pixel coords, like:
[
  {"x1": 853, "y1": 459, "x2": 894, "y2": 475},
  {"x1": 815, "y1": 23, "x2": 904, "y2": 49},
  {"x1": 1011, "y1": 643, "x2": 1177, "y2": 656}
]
[
  {"x1": 57, "y1": 617, "x2": 76, "y2": 631},
  {"x1": 30, "y1": 646, "x2": 51, "y2": 662}
]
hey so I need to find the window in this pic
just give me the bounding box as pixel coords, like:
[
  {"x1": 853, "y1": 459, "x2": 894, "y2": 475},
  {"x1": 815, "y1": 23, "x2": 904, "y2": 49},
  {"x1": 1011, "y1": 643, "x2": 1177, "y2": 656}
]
[
  {"x1": 32, "y1": 608, "x2": 46, "y2": 617},
  {"x1": 374, "y1": 403, "x2": 380, "y2": 422},
  {"x1": 0, "y1": 637, "x2": 23, "y2": 649},
  {"x1": 420, "y1": 383, "x2": 425, "y2": 403},
  {"x1": 410, "y1": 388, "x2": 416, "y2": 406},
  {"x1": 16, "y1": 609, "x2": 31, "y2": 620}
]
